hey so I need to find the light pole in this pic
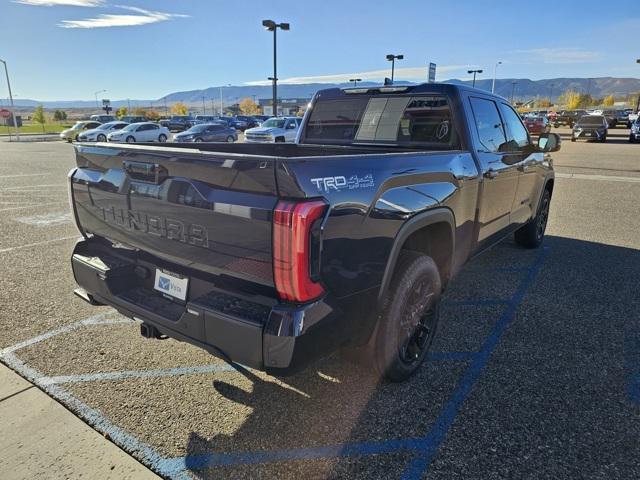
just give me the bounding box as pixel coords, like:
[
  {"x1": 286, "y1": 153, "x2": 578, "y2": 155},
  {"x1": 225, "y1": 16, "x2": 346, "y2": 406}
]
[
  {"x1": 491, "y1": 61, "x2": 502, "y2": 93},
  {"x1": 386, "y1": 54, "x2": 404, "y2": 83},
  {"x1": 510, "y1": 81, "x2": 517, "y2": 104},
  {"x1": 349, "y1": 78, "x2": 362, "y2": 87},
  {"x1": 0, "y1": 58, "x2": 19, "y2": 141},
  {"x1": 467, "y1": 69, "x2": 483, "y2": 88},
  {"x1": 636, "y1": 59, "x2": 640, "y2": 113},
  {"x1": 219, "y1": 83, "x2": 230, "y2": 116},
  {"x1": 202, "y1": 96, "x2": 206, "y2": 115},
  {"x1": 262, "y1": 19, "x2": 290, "y2": 117},
  {"x1": 549, "y1": 83, "x2": 554, "y2": 104},
  {"x1": 94, "y1": 89, "x2": 106, "y2": 109}
]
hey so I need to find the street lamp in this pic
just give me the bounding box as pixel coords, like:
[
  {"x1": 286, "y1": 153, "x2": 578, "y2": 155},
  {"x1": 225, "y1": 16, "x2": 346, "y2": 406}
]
[
  {"x1": 262, "y1": 19, "x2": 290, "y2": 117},
  {"x1": 94, "y1": 89, "x2": 106, "y2": 109},
  {"x1": 349, "y1": 78, "x2": 362, "y2": 87},
  {"x1": 636, "y1": 60, "x2": 640, "y2": 112},
  {"x1": 467, "y1": 69, "x2": 483, "y2": 88},
  {"x1": 510, "y1": 81, "x2": 518, "y2": 104},
  {"x1": 0, "y1": 58, "x2": 19, "y2": 141},
  {"x1": 549, "y1": 83, "x2": 554, "y2": 104},
  {"x1": 491, "y1": 61, "x2": 502, "y2": 93},
  {"x1": 386, "y1": 54, "x2": 404, "y2": 83},
  {"x1": 219, "y1": 83, "x2": 230, "y2": 115}
]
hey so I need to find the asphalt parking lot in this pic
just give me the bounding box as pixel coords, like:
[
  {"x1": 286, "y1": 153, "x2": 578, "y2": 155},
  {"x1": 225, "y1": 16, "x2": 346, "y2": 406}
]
[{"x1": 1, "y1": 128, "x2": 639, "y2": 479}]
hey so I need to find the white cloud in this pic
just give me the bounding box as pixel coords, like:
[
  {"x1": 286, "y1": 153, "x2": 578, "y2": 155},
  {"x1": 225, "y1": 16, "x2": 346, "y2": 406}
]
[
  {"x1": 58, "y1": 5, "x2": 189, "y2": 28},
  {"x1": 513, "y1": 48, "x2": 601, "y2": 64},
  {"x1": 245, "y1": 65, "x2": 469, "y2": 86},
  {"x1": 14, "y1": 0, "x2": 104, "y2": 6}
]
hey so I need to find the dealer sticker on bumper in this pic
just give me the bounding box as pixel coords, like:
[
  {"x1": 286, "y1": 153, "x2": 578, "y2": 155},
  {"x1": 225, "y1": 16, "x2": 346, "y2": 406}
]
[{"x1": 154, "y1": 269, "x2": 188, "y2": 301}]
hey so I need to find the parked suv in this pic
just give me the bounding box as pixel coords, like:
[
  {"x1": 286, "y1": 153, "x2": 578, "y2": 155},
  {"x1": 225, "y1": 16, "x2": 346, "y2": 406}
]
[
  {"x1": 244, "y1": 117, "x2": 301, "y2": 143},
  {"x1": 166, "y1": 116, "x2": 196, "y2": 132},
  {"x1": 120, "y1": 115, "x2": 147, "y2": 124},
  {"x1": 90, "y1": 114, "x2": 115, "y2": 123},
  {"x1": 572, "y1": 115, "x2": 608, "y2": 142}
]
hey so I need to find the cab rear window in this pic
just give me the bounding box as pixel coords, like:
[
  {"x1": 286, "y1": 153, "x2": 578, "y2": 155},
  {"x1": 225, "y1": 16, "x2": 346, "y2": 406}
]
[{"x1": 303, "y1": 95, "x2": 459, "y2": 148}]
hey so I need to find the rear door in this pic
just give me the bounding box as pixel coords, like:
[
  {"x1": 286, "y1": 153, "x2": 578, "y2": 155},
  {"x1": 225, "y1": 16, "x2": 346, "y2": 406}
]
[
  {"x1": 499, "y1": 102, "x2": 542, "y2": 224},
  {"x1": 468, "y1": 96, "x2": 521, "y2": 242}
]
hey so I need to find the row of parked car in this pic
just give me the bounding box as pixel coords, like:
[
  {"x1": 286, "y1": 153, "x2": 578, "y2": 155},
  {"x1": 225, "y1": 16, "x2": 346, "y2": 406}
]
[
  {"x1": 60, "y1": 114, "x2": 303, "y2": 144},
  {"x1": 521, "y1": 109, "x2": 636, "y2": 129}
]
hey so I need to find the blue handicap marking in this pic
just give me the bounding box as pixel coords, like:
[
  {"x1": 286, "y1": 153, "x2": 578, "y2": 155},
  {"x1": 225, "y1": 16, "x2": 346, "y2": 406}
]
[
  {"x1": 159, "y1": 276, "x2": 171, "y2": 290},
  {"x1": 625, "y1": 329, "x2": 640, "y2": 405}
]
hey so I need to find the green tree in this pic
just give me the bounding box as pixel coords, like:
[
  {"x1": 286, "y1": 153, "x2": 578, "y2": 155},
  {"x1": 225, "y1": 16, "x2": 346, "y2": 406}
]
[
  {"x1": 603, "y1": 95, "x2": 615, "y2": 107},
  {"x1": 33, "y1": 105, "x2": 46, "y2": 132},
  {"x1": 116, "y1": 106, "x2": 128, "y2": 119},
  {"x1": 170, "y1": 102, "x2": 189, "y2": 116},
  {"x1": 53, "y1": 110, "x2": 64, "y2": 121}
]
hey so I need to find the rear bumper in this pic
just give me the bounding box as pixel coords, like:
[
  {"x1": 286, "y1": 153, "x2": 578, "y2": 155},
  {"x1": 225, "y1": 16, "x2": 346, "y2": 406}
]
[{"x1": 70, "y1": 237, "x2": 343, "y2": 374}]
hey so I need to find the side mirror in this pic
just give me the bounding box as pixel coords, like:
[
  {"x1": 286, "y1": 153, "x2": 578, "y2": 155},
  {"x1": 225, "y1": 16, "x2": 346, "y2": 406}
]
[{"x1": 537, "y1": 132, "x2": 561, "y2": 152}]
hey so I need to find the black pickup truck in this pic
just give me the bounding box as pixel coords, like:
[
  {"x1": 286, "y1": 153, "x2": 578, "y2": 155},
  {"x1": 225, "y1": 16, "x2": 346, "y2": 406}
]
[{"x1": 68, "y1": 83, "x2": 559, "y2": 381}]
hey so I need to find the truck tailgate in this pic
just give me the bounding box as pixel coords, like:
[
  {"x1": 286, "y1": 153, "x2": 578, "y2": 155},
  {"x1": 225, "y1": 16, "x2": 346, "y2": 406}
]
[{"x1": 70, "y1": 144, "x2": 278, "y2": 288}]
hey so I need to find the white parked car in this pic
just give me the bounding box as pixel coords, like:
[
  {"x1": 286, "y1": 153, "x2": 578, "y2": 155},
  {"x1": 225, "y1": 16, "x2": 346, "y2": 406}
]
[
  {"x1": 244, "y1": 117, "x2": 301, "y2": 143},
  {"x1": 107, "y1": 122, "x2": 169, "y2": 143},
  {"x1": 78, "y1": 121, "x2": 129, "y2": 142}
]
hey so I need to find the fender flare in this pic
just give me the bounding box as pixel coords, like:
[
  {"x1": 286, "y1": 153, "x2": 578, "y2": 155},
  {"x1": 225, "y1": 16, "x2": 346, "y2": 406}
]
[{"x1": 377, "y1": 208, "x2": 455, "y2": 304}]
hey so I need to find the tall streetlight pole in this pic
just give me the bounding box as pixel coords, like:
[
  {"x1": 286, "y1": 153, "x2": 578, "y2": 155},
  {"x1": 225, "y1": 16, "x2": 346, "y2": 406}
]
[
  {"x1": 636, "y1": 59, "x2": 640, "y2": 113},
  {"x1": 510, "y1": 81, "x2": 517, "y2": 104},
  {"x1": 491, "y1": 61, "x2": 502, "y2": 93},
  {"x1": 386, "y1": 54, "x2": 404, "y2": 83},
  {"x1": 262, "y1": 19, "x2": 290, "y2": 117},
  {"x1": 0, "y1": 58, "x2": 19, "y2": 142},
  {"x1": 94, "y1": 89, "x2": 106, "y2": 109},
  {"x1": 549, "y1": 83, "x2": 554, "y2": 104},
  {"x1": 202, "y1": 96, "x2": 206, "y2": 115},
  {"x1": 467, "y1": 69, "x2": 483, "y2": 88},
  {"x1": 349, "y1": 78, "x2": 362, "y2": 87},
  {"x1": 219, "y1": 83, "x2": 231, "y2": 116}
]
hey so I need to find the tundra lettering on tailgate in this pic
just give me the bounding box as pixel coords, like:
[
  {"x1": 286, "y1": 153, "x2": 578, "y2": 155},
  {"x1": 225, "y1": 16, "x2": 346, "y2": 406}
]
[{"x1": 95, "y1": 205, "x2": 209, "y2": 247}]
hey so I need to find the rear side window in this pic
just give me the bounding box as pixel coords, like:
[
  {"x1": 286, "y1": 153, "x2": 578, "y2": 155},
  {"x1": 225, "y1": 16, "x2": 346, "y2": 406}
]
[
  {"x1": 469, "y1": 97, "x2": 507, "y2": 153},
  {"x1": 303, "y1": 95, "x2": 458, "y2": 148},
  {"x1": 500, "y1": 104, "x2": 530, "y2": 149}
]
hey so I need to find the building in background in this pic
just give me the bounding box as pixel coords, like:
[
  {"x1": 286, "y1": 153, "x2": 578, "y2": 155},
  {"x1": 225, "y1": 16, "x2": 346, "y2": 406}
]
[{"x1": 259, "y1": 97, "x2": 311, "y2": 116}]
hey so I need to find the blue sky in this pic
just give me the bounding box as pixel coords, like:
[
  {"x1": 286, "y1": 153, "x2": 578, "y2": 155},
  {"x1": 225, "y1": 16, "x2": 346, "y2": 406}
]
[{"x1": 1, "y1": 0, "x2": 638, "y2": 101}]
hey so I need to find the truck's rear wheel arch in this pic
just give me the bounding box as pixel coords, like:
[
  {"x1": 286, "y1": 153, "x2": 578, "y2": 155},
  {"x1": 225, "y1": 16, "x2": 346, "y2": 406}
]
[{"x1": 378, "y1": 208, "x2": 455, "y2": 304}]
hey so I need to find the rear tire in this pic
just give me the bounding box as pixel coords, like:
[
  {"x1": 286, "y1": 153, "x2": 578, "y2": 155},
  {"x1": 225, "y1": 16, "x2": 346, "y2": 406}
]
[
  {"x1": 515, "y1": 188, "x2": 551, "y2": 249},
  {"x1": 630, "y1": 135, "x2": 636, "y2": 144},
  {"x1": 373, "y1": 251, "x2": 441, "y2": 382},
  {"x1": 226, "y1": 136, "x2": 235, "y2": 143},
  {"x1": 195, "y1": 138, "x2": 203, "y2": 142},
  {"x1": 275, "y1": 136, "x2": 285, "y2": 143},
  {"x1": 600, "y1": 135, "x2": 607, "y2": 143}
]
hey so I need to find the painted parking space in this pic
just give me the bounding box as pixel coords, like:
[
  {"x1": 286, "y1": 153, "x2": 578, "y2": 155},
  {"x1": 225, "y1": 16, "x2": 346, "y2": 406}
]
[{"x1": 2, "y1": 140, "x2": 640, "y2": 479}]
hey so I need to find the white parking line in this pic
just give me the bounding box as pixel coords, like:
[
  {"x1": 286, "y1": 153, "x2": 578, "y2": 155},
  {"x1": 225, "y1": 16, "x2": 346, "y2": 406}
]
[
  {"x1": 0, "y1": 173, "x2": 47, "y2": 179},
  {"x1": 40, "y1": 364, "x2": 238, "y2": 385},
  {"x1": 0, "y1": 202, "x2": 62, "y2": 212},
  {"x1": 0, "y1": 235, "x2": 79, "y2": 254},
  {"x1": 556, "y1": 172, "x2": 640, "y2": 183},
  {"x1": 15, "y1": 212, "x2": 71, "y2": 227},
  {"x1": 0, "y1": 312, "x2": 130, "y2": 356},
  {"x1": 0, "y1": 184, "x2": 66, "y2": 190}
]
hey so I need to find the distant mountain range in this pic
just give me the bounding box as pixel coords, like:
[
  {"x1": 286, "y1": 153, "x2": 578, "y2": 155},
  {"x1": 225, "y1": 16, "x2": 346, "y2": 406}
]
[{"x1": 4, "y1": 77, "x2": 639, "y2": 109}]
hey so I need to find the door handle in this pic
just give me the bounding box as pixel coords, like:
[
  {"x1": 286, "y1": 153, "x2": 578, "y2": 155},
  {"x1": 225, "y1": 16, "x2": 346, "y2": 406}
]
[{"x1": 484, "y1": 169, "x2": 499, "y2": 179}]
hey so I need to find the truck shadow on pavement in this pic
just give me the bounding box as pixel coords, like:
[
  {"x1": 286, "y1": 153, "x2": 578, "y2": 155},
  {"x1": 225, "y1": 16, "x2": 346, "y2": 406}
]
[{"x1": 178, "y1": 235, "x2": 640, "y2": 479}]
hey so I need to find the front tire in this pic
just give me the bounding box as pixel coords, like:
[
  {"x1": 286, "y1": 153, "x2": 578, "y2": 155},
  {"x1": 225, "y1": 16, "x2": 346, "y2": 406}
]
[
  {"x1": 226, "y1": 135, "x2": 235, "y2": 143},
  {"x1": 97, "y1": 134, "x2": 106, "y2": 142},
  {"x1": 515, "y1": 188, "x2": 551, "y2": 249},
  {"x1": 374, "y1": 251, "x2": 441, "y2": 382},
  {"x1": 158, "y1": 134, "x2": 167, "y2": 143},
  {"x1": 126, "y1": 136, "x2": 135, "y2": 143}
]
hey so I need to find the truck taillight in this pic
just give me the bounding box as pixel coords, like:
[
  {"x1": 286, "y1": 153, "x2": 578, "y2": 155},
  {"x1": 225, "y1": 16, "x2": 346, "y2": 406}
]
[{"x1": 273, "y1": 199, "x2": 327, "y2": 303}]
